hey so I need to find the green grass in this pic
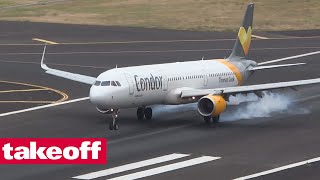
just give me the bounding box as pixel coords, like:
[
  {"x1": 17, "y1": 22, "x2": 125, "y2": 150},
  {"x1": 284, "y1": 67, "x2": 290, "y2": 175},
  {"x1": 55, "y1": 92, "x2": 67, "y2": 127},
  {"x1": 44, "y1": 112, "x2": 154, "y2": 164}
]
[{"x1": 0, "y1": 0, "x2": 319, "y2": 31}]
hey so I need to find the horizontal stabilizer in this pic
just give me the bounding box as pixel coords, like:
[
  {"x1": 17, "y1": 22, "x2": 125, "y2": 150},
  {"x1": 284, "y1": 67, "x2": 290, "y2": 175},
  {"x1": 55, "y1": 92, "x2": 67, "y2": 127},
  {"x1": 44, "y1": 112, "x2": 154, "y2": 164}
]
[
  {"x1": 250, "y1": 63, "x2": 305, "y2": 71},
  {"x1": 258, "y1": 51, "x2": 320, "y2": 65}
]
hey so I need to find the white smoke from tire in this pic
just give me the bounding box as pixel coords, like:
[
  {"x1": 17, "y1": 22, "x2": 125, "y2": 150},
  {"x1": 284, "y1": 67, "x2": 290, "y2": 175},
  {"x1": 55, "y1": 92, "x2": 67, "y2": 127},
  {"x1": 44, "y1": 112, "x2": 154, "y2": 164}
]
[
  {"x1": 222, "y1": 92, "x2": 309, "y2": 121},
  {"x1": 152, "y1": 92, "x2": 309, "y2": 121},
  {"x1": 152, "y1": 103, "x2": 198, "y2": 120}
]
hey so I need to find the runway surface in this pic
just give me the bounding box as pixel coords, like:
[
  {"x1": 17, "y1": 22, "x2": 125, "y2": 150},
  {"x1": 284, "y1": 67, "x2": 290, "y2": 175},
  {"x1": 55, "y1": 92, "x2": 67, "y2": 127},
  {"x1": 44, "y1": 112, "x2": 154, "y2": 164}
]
[{"x1": 0, "y1": 21, "x2": 319, "y2": 180}]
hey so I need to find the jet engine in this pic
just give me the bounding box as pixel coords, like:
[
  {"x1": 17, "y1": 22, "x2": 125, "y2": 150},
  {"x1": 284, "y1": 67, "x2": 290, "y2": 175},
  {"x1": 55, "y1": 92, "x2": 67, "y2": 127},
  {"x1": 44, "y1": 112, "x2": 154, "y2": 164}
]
[
  {"x1": 197, "y1": 95, "x2": 227, "y2": 116},
  {"x1": 96, "y1": 107, "x2": 113, "y2": 114}
]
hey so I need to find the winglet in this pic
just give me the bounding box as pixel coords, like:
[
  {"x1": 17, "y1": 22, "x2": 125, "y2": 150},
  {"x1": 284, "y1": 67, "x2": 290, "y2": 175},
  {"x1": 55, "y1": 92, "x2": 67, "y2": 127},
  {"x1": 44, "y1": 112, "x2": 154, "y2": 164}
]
[{"x1": 40, "y1": 44, "x2": 49, "y2": 70}]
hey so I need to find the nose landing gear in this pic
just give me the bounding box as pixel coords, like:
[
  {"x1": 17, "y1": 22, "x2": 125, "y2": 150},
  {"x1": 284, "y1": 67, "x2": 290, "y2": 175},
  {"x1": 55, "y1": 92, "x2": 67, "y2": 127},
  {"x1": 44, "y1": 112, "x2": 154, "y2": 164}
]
[{"x1": 109, "y1": 109, "x2": 120, "y2": 130}]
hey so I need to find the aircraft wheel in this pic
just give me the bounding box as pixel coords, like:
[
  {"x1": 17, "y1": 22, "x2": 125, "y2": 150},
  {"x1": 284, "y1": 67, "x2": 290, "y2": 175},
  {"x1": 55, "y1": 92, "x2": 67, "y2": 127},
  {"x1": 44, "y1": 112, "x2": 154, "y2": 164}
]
[
  {"x1": 113, "y1": 123, "x2": 119, "y2": 130},
  {"x1": 137, "y1": 107, "x2": 145, "y2": 120},
  {"x1": 203, "y1": 116, "x2": 212, "y2": 124},
  {"x1": 144, "y1": 107, "x2": 153, "y2": 120},
  {"x1": 212, "y1": 115, "x2": 220, "y2": 123},
  {"x1": 109, "y1": 122, "x2": 114, "y2": 130}
]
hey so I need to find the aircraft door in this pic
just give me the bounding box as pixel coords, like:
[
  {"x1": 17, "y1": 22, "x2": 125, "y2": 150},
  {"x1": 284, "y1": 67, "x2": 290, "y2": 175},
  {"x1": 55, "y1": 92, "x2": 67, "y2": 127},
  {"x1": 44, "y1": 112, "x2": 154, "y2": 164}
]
[
  {"x1": 124, "y1": 73, "x2": 134, "y2": 95},
  {"x1": 163, "y1": 76, "x2": 168, "y2": 91},
  {"x1": 203, "y1": 74, "x2": 208, "y2": 86}
]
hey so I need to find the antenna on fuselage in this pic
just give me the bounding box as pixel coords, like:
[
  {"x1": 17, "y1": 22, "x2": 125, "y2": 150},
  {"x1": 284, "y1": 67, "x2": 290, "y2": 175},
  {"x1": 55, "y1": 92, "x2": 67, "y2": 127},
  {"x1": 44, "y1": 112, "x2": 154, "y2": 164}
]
[
  {"x1": 201, "y1": 57, "x2": 204, "y2": 61},
  {"x1": 115, "y1": 64, "x2": 118, "y2": 68}
]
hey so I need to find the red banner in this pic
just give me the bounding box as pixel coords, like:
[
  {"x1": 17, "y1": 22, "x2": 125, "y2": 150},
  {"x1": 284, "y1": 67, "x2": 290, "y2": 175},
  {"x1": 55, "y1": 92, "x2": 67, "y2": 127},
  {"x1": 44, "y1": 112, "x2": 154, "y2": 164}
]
[{"x1": 0, "y1": 138, "x2": 107, "y2": 164}]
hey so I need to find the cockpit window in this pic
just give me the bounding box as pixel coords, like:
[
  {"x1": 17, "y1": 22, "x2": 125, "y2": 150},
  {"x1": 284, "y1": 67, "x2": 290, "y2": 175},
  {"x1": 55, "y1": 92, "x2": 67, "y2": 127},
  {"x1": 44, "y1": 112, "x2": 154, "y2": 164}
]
[
  {"x1": 101, "y1": 81, "x2": 110, "y2": 86},
  {"x1": 94, "y1": 81, "x2": 101, "y2": 86},
  {"x1": 111, "y1": 81, "x2": 117, "y2": 86},
  {"x1": 97, "y1": 81, "x2": 121, "y2": 87}
]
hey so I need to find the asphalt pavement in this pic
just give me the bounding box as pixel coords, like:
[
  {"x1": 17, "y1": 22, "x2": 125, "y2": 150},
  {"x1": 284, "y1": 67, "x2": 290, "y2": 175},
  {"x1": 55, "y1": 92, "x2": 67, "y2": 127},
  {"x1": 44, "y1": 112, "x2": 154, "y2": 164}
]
[{"x1": 0, "y1": 21, "x2": 319, "y2": 180}]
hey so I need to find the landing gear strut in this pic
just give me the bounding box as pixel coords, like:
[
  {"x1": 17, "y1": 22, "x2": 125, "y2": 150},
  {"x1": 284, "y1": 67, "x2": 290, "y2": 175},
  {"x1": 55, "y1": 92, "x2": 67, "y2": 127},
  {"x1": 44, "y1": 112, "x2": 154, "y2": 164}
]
[
  {"x1": 204, "y1": 116, "x2": 212, "y2": 124},
  {"x1": 136, "y1": 107, "x2": 153, "y2": 120},
  {"x1": 203, "y1": 115, "x2": 220, "y2": 124},
  {"x1": 109, "y1": 109, "x2": 119, "y2": 130},
  {"x1": 212, "y1": 115, "x2": 220, "y2": 123}
]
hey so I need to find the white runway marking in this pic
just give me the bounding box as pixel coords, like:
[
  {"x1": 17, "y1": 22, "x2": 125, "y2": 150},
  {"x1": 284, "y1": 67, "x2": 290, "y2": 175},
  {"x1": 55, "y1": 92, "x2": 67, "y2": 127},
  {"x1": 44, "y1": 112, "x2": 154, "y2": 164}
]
[
  {"x1": 295, "y1": 94, "x2": 320, "y2": 103},
  {"x1": 72, "y1": 153, "x2": 190, "y2": 180},
  {"x1": 108, "y1": 123, "x2": 196, "y2": 145},
  {"x1": 0, "y1": 47, "x2": 319, "y2": 56},
  {"x1": 107, "y1": 156, "x2": 220, "y2": 180},
  {"x1": 0, "y1": 35, "x2": 318, "y2": 46},
  {"x1": 234, "y1": 157, "x2": 320, "y2": 180},
  {"x1": 0, "y1": 97, "x2": 89, "y2": 117}
]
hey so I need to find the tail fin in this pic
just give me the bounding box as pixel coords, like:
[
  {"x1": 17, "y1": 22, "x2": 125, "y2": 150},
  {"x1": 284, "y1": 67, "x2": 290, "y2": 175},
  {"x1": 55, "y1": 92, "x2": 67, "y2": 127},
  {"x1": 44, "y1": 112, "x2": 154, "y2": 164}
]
[{"x1": 228, "y1": 3, "x2": 254, "y2": 61}]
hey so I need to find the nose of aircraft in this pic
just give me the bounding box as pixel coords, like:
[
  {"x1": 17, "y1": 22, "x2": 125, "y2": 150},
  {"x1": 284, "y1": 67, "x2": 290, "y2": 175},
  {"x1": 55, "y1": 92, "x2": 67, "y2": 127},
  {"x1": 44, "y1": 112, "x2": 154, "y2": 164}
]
[{"x1": 89, "y1": 85, "x2": 106, "y2": 106}]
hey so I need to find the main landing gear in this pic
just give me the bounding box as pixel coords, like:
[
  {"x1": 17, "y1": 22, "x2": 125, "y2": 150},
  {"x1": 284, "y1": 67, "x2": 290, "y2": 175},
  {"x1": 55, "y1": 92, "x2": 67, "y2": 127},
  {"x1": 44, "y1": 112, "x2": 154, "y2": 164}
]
[
  {"x1": 203, "y1": 115, "x2": 220, "y2": 124},
  {"x1": 108, "y1": 107, "x2": 153, "y2": 131},
  {"x1": 137, "y1": 107, "x2": 153, "y2": 120},
  {"x1": 109, "y1": 109, "x2": 120, "y2": 130}
]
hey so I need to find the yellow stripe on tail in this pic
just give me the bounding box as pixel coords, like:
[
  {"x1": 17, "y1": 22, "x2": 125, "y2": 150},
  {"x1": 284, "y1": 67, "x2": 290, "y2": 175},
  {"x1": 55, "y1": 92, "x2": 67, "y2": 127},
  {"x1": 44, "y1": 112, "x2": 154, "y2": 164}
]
[{"x1": 217, "y1": 60, "x2": 243, "y2": 85}]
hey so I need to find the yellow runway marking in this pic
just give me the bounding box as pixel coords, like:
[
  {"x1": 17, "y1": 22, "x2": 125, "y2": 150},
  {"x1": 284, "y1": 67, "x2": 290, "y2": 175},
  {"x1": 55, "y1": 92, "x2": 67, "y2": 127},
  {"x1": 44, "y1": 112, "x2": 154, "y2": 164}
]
[
  {"x1": 32, "y1": 38, "x2": 59, "y2": 45},
  {"x1": 45, "y1": 36, "x2": 318, "y2": 44},
  {"x1": 252, "y1": 35, "x2": 269, "y2": 39},
  {"x1": 0, "y1": 46, "x2": 319, "y2": 56},
  {"x1": 0, "y1": 36, "x2": 317, "y2": 46},
  {"x1": 0, "y1": 88, "x2": 47, "y2": 93},
  {"x1": 0, "y1": 80, "x2": 68, "y2": 104}
]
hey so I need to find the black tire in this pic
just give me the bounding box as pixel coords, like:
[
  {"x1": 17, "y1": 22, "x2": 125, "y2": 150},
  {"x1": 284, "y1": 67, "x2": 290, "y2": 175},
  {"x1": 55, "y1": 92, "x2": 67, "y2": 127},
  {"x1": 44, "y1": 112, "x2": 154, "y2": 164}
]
[
  {"x1": 144, "y1": 107, "x2": 153, "y2": 120},
  {"x1": 137, "y1": 107, "x2": 145, "y2": 120},
  {"x1": 203, "y1": 116, "x2": 212, "y2": 124},
  {"x1": 212, "y1": 115, "x2": 220, "y2": 123},
  {"x1": 109, "y1": 122, "x2": 113, "y2": 130},
  {"x1": 113, "y1": 124, "x2": 119, "y2": 130}
]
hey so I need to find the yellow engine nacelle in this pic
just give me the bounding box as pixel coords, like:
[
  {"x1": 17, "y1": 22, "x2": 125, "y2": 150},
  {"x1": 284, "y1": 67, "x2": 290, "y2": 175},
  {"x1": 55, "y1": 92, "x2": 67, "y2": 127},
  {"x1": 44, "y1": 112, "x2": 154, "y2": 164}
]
[{"x1": 197, "y1": 95, "x2": 227, "y2": 117}]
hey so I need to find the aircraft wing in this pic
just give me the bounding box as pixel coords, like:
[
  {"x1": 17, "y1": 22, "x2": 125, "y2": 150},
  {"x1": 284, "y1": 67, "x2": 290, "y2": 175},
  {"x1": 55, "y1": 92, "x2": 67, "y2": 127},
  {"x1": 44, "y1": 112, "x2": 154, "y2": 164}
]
[
  {"x1": 40, "y1": 45, "x2": 96, "y2": 85},
  {"x1": 181, "y1": 78, "x2": 320, "y2": 98}
]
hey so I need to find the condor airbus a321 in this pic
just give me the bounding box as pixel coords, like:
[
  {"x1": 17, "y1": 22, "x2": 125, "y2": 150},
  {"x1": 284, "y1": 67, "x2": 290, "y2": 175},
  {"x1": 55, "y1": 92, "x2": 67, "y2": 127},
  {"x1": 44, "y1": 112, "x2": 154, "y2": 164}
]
[{"x1": 40, "y1": 4, "x2": 320, "y2": 130}]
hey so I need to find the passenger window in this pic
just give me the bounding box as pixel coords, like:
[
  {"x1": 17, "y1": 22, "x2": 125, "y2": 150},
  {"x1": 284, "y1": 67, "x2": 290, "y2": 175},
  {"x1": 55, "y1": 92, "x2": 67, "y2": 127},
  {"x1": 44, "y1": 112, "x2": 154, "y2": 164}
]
[
  {"x1": 101, "y1": 81, "x2": 110, "y2": 86},
  {"x1": 94, "y1": 81, "x2": 101, "y2": 86}
]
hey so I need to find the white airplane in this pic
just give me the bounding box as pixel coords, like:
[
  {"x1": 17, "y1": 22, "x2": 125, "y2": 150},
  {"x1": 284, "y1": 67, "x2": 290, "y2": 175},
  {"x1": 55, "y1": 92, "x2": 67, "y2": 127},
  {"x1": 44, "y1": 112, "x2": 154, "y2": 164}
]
[{"x1": 40, "y1": 3, "x2": 320, "y2": 130}]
